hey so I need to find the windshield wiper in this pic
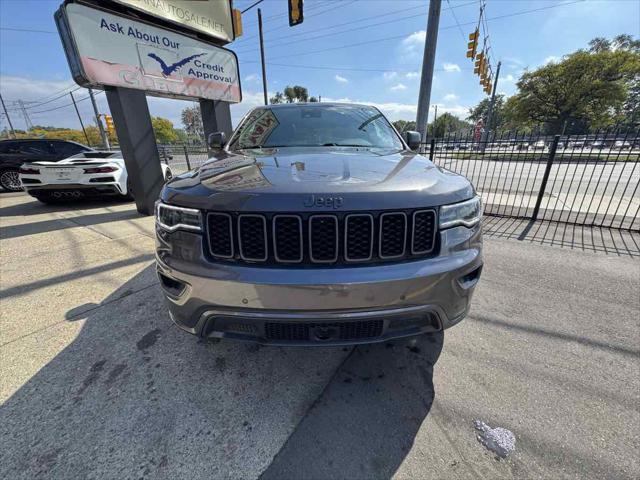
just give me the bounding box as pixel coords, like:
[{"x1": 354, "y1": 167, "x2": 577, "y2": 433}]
[{"x1": 322, "y1": 143, "x2": 369, "y2": 147}]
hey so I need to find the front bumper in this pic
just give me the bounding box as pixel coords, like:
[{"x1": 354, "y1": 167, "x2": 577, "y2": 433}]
[{"x1": 156, "y1": 223, "x2": 482, "y2": 346}]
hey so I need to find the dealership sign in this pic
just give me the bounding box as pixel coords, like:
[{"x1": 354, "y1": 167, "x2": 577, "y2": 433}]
[
  {"x1": 109, "y1": 0, "x2": 234, "y2": 43},
  {"x1": 56, "y1": 3, "x2": 241, "y2": 102}
]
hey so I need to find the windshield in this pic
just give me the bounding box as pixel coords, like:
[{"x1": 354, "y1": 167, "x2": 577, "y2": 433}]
[{"x1": 228, "y1": 104, "x2": 404, "y2": 150}]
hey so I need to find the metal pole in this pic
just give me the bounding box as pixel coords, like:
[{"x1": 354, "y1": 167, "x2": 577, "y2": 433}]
[
  {"x1": 258, "y1": 8, "x2": 268, "y2": 105},
  {"x1": 484, "y1": 61, "x2": 501, "y2": 135},
  {"x1": 88, "y1": 88, "x2": 110, "y2": 149},
  {"x1": 415, "y1": 0, "x2": 441, "y2": 142},
  {"x1": 0, "y1": 93, "x2": 16, "y2": 138},
  {"x1": 18, "y1": 100, "x2": 33, "y2": 130},
  {"x1": 531, "y1": 135, "x2": 560, "y2": 221},
  {"x1": 70, "y1": 91, "x2": 90, "y2": 146},
  {"x1": 432, "y1": 104, "x2": 438, "y2": 137},
  {"x1": 183, "y1": 144, "x2": 192, "y2": 170}
]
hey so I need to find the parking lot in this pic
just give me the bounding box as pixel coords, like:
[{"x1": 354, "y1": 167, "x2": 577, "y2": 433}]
[{"x1": 1, "y1": 192, "x2": 639, "y2": 479}]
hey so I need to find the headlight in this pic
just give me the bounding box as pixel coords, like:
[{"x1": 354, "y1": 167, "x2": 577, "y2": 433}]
[
  {"x1": 156, "y1": 202, "x2": 202, "y2": 232},
  {"x1": 439, "y1": 196, "x2": 482, "y2": 229}
]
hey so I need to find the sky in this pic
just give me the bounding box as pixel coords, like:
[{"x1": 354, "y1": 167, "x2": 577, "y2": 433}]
[{"x1": 0, "y1": 0, "x2": 639, "y2": 132}]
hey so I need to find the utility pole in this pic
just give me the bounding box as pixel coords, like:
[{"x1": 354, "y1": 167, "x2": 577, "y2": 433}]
[
  {"x1": 415, "y1": 0, "x2": 441, "y2": 143},
  {"x1": 70, "y1": 91, "x2": 90, "y2": 146},
  {"x1": 88, "y1": 87, "x2": 110, "y2": 149},
  {"x1": 258, "y1": 8, "x2": 268, "y2": 106},
  {"x1": 484, "y1": 61, "x2": 501, "y2": 136},
  {"x1": 18, "y1": 100, "x2": 33, "y2": 130},
  {"x1": 432, "y1": 104, "x2": 438, "y2": 137},
  {"x1": 0, "y1": 93, "x2": 16, "y2": 138}
]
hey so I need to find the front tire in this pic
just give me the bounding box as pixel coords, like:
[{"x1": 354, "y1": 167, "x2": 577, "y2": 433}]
[{"x1": 0, "y1": 169, "x2": 23, "y2": 192}]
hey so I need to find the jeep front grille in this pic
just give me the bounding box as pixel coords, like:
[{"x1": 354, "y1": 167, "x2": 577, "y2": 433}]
[{"x1": 205, "y1": 209, "x2": 437, "y2": 266}]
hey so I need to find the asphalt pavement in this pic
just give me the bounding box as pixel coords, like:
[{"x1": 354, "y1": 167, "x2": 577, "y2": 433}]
[{"x1": 1, "y1": 192, "x2": 639, "y2": 479}]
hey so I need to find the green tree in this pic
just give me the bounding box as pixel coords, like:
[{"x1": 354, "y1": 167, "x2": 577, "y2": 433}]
[
  {"x1": 392, "y1": 120, "x2": 416, "y2": 133},
  {"x1": 431, "y1": 112, "x2": 472, "y2": 137},
  {"x1": 467, "y1": 95, "x2": 507, "y2": 130},
  {"x1": 507, "y1": 47, "x2": 639, "y2": 132},
  {"x1": 269, "y1": 92, "x2": 285, "y2": 104},
  {"x1": 271, "y1": 85, "x2": 310, "y2": 104},
  {"x1": 151, "y1": 116, "x2": 179, "y2": 144}
]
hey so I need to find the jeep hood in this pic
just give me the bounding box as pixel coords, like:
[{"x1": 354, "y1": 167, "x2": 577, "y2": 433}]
[{"x1": 161, "y1": 147, "x2": 475, "y2": 212}]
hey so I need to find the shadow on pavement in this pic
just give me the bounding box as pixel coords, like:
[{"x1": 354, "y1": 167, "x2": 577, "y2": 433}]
[
  {"x1": 0, "y1": 209, "x2": 143, "y2": 240},
  {"x1": 261, "y1": 334, "x2": 443, "y2": 480},
  {"x1": 0, "y1": 264, "x2": 443, "y2": 479},
  {"x1": 482, "y1": 215, "x2": 640, "y2": 257},
  {"x1": 0, "y1": 193, "x2": 130, "y2": 218}
]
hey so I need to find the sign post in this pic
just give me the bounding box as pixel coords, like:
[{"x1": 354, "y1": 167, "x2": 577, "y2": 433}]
[{"x1": 55, "y1": 0, "x2": 242, "y2": 215}]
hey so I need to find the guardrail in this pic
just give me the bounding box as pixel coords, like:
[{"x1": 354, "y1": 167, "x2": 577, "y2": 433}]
[{"x1": 421, "y1": 130, "x2": 639, "y2": 231}]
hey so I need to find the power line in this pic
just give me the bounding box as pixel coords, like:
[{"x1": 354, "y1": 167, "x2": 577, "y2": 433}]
[
  {"x1": 234, "y1": 0, "x2": 477, "y2": 53},
  {"x1": 242, "y1": 60, "x2": 473, "y2": 73},
  {"x1": 262, "y1": 0, "x2": 584, "y2": 61},
  {"x1": 0, "y1": 27, "x2": 56, "y2": 34},
  {"x1": 29, "y1": 90, "x2": 103, "y2": 115},
  {"x1": 446, "y1": 0, "x2": 467, "y2": 41},
  {"x1": 235, "y1": 0, "x2": 357, "y2": 45}
]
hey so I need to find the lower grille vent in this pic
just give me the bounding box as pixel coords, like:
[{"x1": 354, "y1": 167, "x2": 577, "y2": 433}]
[{"x1": 265, "y1": 320, "x2": 384, "y2": 342}]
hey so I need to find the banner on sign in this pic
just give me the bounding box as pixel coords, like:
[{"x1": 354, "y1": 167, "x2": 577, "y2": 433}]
[{"x1": 56, "y1": 3, "x2": 241, "y2": 103}]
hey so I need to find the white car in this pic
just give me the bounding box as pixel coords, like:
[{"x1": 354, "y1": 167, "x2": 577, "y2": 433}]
[{"x1": 18, "y1": 151, "x2": 172, "y2": 203}]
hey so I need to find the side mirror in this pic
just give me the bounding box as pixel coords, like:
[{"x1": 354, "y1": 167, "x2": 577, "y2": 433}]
[
  {"x1": 208, "y1": 132, "x2": 226, "y2": 150},
  {"x1": 403, "y1": 131, "x2": 421, "y2": 150}
]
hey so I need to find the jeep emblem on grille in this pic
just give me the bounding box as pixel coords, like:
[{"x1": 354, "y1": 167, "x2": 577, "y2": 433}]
[{"x1": 303, "y1": 195, "x2": 344, "y2": 209}]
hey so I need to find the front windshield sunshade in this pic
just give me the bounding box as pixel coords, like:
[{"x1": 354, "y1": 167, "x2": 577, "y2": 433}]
[{"x1": 228, "y1": 105, "x2": 404, "y2": 150}]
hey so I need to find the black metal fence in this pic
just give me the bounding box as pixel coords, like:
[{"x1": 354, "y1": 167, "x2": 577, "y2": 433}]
[
  {"x1": 422, "y1": 130, "x2": 640, "y2": 231},
  {"x1": 157, "y1": 130, "x2": 639, "y2": 232},
  {"x1": 158, "y1": 143, "x2": 211, "y2": 174}
]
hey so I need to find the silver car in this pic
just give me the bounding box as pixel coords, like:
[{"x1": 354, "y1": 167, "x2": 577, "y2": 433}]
[{"x1": 155, "y1": 103, "x2": 483, "y2": 346}]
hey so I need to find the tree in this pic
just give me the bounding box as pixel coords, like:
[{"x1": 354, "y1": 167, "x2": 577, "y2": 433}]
[
  {"x1": 270, "y1": 85, "x2": 310, "y2": 104},
  {"x1": 269, "y1": 92, "x2": 285, "y2": 104},
  {"x1": 431, "y1": 113, "x2": 472, "y2": 137},
  {"x1": 589, "y1": 37, "x2": 611, "y2": 53},
  {"x1": 392, "y1": 120, "x2": 416, "y2": 133},
  {"x1": 181, "y1": 106, "x2": 203, "y2": 140},
  {"x1": 467, "y1": 95, "x2": 507, "y2": 130},
  {"x1": 506, "y1": 47, "x2": 640, "y2": 132},
  {"x1": 151, "y1": 117, "x2": 179, "y2": 144}
]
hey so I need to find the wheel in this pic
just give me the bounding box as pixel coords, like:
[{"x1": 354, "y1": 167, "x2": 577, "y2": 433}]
[{"x1": 0, "y1": 169, "x2": 23, "y2": 192}]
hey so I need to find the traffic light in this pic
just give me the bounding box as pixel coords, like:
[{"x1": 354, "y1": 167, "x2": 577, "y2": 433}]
[
  {"x1": 466, "y1": 28, "x2": 479, "y2": 59},
  {"x1": 474, "y1": 52, "x2": 485, "y2": 74},
  {"x1": 232, "y1": 9, "x2": 243, "y2": 37},
  {"x1": 104, "y1": 115, "x2": 115, "y2": 138},
  {"x1": 289, "y1": 0, "x2": 303, "y2": 27}
]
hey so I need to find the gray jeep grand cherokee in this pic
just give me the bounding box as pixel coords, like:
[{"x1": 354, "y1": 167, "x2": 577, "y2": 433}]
[{"x1": 155, "y1": 103, "x2": 483, "y2": 346}]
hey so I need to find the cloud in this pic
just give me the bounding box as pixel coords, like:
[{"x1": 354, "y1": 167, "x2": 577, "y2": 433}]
[
  {"x1": 244, "y1": 74, "x2": 259, "y2": 82},
  {"x1": 443, "y1": 93, "x2": 458, "y2": 102},
  {"x1": 334, "y1": 74, "x2": 349, "y2": 83},
  {"x1": 0, "y1": 74, "x2": 266, "y2": 131},
  {"x1": 399, "y1": 30, "x2": 426, "y2": 61},
  {"x1": 503, "y1": 74, "x2": 516, "y2": 83},
  {"x1": 405, "y1": 71, "x2": 420, "y2": 80},
  {"x1": 390, "y1": 83, "x2": 407, "y2": 91},
  {"x1": 443, "y1": 63, "x2": 461, "y2": 73},
  {"x1": 383, "y1": 71, "x2": 398, "y2": 81},
  {"x1": 403, "y1": 30, "x2": 426, "y2": 47},
  {"x1": 544, "y1": 55, "x2": 560, "y2": 64}
]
